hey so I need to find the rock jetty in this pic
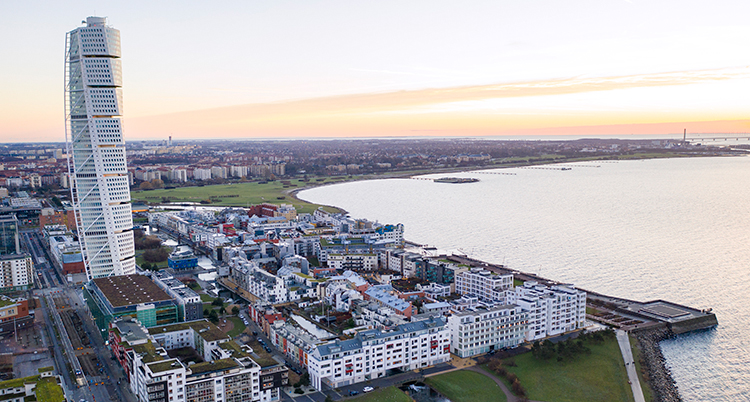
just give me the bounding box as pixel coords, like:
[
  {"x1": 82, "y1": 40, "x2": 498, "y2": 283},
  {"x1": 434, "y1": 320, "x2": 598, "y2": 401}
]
[{"x1": 633, "y1": 327, "x2": 682, "y2": 402}]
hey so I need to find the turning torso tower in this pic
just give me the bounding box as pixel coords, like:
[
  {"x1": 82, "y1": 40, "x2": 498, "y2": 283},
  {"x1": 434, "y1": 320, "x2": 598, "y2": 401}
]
[{"x1": 65, "y1": 17, "x2": 135, "y2": 280}]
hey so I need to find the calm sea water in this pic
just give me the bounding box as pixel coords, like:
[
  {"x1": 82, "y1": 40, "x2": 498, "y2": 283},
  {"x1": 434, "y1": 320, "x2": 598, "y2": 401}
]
[{"x1": 299, "y1": 156, "x2": 750, "y2": 402}]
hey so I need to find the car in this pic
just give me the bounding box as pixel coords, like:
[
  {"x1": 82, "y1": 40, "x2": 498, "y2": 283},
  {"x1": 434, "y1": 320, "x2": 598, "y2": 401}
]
[
  {"x1": 363, "y1": 386, "x2": 374, "y2": 393},
  {"x1": 348, "y1": 390, "x2": 359, "y2": 396}
]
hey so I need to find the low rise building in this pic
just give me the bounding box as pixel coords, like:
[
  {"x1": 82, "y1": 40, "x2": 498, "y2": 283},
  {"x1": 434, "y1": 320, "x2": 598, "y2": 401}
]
[
  {"x1": 87, "y1": 274, "x2": 180, "y2": 332},
  {"x1": 152, "y1": 270, "x2": 203, "y2": 321}
]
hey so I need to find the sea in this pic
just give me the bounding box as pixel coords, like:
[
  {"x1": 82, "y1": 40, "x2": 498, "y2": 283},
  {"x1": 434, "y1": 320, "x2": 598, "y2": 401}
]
[{"x1": 298, "y1": 155, "x2": 750, "y2": 402}]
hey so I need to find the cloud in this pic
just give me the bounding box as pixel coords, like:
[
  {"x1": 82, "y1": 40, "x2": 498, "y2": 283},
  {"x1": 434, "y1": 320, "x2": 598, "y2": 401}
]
[{"x1": 127, "y1": 67, "x2": 749, "y2": 138}]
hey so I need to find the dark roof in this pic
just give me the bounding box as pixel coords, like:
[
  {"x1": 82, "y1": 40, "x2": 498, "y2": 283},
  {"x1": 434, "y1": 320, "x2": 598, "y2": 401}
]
[{"x1": 93, "y1": 274, "x2": 172, "y2": 308}]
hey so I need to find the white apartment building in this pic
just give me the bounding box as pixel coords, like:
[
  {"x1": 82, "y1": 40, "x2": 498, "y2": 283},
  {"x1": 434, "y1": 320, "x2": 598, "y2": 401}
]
[
  {"x1": 229, "y1": 256, "x2": 289, "y2": 304},
  {"x1": 65, "y1": 16, "x2": 136, "y2": 279},
  {"x1": 327, "y1": 253, "x2": 377, "y2": 271},
  {"x1": 193, "y1": 168, "x2": 212, "y2": 181},
  {"x1": 211, "y1": 166, "x2": 227, "y2": 179},
  {"x1": 454, "y1": 268, "x2": 513, "y2": 301},
  {"x1": 0, "y1": 255, "x2": 33, "y2": 291},
  {"x1": 169, "y1": 169, "x2": 187, "y2": 183},
  {"x1": 308, "y1": 316, "x2": 450, "y2": 390},
  {"x1": 505, "y1": 282, "x2": 587, "y2": 341},
  {"x1": 230, "y1": 165, "x2": 248, "y2": 178},
  {"x1": 447, "y1": 305, "x2": 528, "y2": 358}
]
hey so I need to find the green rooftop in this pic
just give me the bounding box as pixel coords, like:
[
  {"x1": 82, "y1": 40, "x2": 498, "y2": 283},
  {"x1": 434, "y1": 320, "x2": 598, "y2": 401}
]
[
  {"x1": 148, "y1": 359, "x2": 182, "y2": 373},
  {"x1": 148, "y1": 320, "x2": 228, "y2": 342},
  {"x1": 189, "y1": 359, "x2": 239, "y2": 375}
]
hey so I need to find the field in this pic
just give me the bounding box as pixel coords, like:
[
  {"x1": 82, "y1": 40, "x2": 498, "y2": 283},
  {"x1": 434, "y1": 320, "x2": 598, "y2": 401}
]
[
  {"x1": 425, "y1": 370, "x2": 507, "y2": 402},
  {"x1": 226, "y1": 316, "x2": 246, "y2": 338},
  {"x1": 131, "y1": 179, "x2": 349, "y2": 214},
  {"x1": 499, "y1": 337, "x2": 633, "y2": 402},
  {"x1": 353, "y1": 386, "x2": 412, "y2": 402}
]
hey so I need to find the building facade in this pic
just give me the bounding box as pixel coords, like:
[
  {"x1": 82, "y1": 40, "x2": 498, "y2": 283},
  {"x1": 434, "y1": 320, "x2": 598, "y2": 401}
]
[
  {"x1": 506, "y1": 282, "x2": 587, "y2": 341},
  {"x1": 454, "y1": 268, "x2": 513, "y2": 301},
  {"x1": 65, "y1": 16, "x2": 135, "y2": 279},
  {"x1": 308, "y1": 316, "x2": 450, "y2": 390},
  {"x1": 447, "y1": 305, "x2": 528, "y2": 358}
]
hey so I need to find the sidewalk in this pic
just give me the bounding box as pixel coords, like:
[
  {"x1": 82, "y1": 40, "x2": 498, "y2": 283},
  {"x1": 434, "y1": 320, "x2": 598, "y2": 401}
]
[{"x1": 616, "y1": 330, "x2": 645, "y2": 402}]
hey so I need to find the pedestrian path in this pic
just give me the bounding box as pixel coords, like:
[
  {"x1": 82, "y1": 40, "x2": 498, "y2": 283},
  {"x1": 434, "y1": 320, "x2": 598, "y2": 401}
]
[{"x1": 616, "y1": 330, "x2": 646, "y2": 402}]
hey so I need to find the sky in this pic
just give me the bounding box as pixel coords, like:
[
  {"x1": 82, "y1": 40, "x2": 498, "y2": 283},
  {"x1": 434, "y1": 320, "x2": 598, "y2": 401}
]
[{"x1": 1, "y1": 0, "x2": 749, "y2": 142}]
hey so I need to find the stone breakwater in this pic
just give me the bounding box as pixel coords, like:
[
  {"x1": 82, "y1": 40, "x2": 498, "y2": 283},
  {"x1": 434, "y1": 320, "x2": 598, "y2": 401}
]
[{"x1": 634, "y1": 327, "x2": 682, "y2": 402}]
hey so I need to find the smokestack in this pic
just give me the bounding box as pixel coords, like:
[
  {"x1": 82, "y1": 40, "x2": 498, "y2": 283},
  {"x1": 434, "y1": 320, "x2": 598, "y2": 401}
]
[{"x1": 683, "y1": 129, "x2": 686, "y2": 142}]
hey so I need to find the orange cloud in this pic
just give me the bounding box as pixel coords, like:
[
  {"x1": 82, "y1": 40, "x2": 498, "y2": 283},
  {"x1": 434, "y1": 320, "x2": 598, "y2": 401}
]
[{"x1": 126, "y1": 67, "x2": 750, "y2": 139}]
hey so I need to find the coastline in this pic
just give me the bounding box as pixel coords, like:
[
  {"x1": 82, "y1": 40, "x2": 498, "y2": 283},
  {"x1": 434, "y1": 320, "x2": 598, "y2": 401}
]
[
  {"x1": 288, "y1": 152, "x2": 736, "y2": 212},
  {"x1": 287, "y1": 156, "x2": 725, "y2": 402}
]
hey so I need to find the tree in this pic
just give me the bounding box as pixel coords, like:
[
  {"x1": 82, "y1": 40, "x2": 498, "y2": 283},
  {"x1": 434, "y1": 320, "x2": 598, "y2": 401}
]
[
  {"x1": 209, "y1": 309, "x2": 219, "y2": 323},
  {"x1": 204, "y1": 309, "x2": 210, "y2": 317},
  {"x1": 143, "y1": 247, "x2": 169, "y2": 263},
  {"x1": 139, "y1": 181, "x2": 153, "y2": 190},
  {"x1": 141, "y1": 262, "x2": 152, "y2": 270},
  {"x1": 212, "y1": 297, "x2": 224, "y2": 307},
  {"x1": 231, "y1": 306, "x2": 239, "y2": 315},
  {"x1": 219, "y1": 306, "x2": 226, "y2": 315}
]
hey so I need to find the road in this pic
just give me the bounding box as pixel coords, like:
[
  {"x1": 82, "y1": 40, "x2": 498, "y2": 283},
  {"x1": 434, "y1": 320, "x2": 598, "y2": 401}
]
[
  {"x1": 616, "y1": 330, "x2": 646, "y2": 402},
  {"x1": 22, "y1": 229, "x2": 138, "y2": 402}
]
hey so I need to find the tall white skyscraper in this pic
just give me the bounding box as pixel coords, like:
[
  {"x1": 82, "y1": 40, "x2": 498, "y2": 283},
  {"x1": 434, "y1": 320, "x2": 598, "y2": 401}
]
[{"x1": 65, "y1": 17, "x2": 135, "y2": 280}]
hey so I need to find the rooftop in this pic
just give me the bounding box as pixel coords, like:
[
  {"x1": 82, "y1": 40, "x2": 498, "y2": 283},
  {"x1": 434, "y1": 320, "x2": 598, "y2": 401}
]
[
  {"x1": 93, "y1": 274, "x2": 172, "y2": 308},
  {"x1": 147, "y1": 359, "x2": 181, "y2": 373},
  {"x1": 189, "y1": 358, "x2": 239, "y2": 375},
  {"x1": 148, "y1": 319, "x2": 229, "y2": 342}
]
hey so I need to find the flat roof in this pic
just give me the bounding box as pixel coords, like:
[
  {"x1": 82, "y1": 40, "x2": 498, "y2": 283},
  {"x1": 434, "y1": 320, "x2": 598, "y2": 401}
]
[
  {"x1": 93, "y1": 274, "x2": 172, "y2": 308},
  {"x1": 148, "y1": 320, "x2": 229, "y2": 343},
  {"x1": 189, "y1": 358, "x2": 239, "y2": 375}
]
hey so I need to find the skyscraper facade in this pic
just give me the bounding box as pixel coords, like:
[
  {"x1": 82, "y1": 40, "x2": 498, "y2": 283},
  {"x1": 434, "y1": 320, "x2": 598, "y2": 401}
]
[{"x1": 65, "y1": 17, "x2": 135, "y2": 280}]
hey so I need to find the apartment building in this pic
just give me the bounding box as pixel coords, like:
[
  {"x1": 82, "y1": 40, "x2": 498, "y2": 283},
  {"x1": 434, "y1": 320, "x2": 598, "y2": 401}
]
[
  {"x1": 327, "y1": 253, "x2": 377, "y2": 271},
  {"x1": 454, "y1": 268, "x2": 512, "y2": 301},
  {"x1": 505, "y1": 282, "x2": 586, "y2": 341},
  {"x1": 307, "y1": 316, "x2": 450, "y2": 390},
  {"x1": 447, "y1": 305, "x2": 528, "y2": 358},
  {"x1": 229, "y1": 256, "x2": 288, "y2": 304}
]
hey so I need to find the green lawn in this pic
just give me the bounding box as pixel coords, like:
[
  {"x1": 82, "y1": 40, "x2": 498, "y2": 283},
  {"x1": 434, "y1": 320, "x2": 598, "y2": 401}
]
[
  {"x1": 131, "y1": 180, "x2": 342, "y2": 214},
  {"x1": 629, "y1": 336, "x2": 655, "y2": 402},
  {"x1": 227, "y1": 316, "x2": 246, "y2": 338},
  {"x1": 425, "y1": 370, "x2": 507, "y2": 402},
  {"x1": 353, "y1": 386, "x2": 412, "y2": 402},
  {"x1": 501, "y1": 337, "x2": 632, "y2": 402},
  {"x1": 34, "y1": 377, "x2": 65, "y2": 402}
]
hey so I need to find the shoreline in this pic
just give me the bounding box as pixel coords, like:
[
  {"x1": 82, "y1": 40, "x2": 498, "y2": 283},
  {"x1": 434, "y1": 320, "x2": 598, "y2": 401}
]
[
  {"x1": 288, "y1": 152, "x2": 739, "y2": 213},
  {"x1": 286, "y1": 155, "x2": 730, "y2": 402}
]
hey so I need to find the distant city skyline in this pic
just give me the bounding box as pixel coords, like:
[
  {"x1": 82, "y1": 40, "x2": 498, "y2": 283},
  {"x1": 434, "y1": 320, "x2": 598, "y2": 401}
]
[{"x1": 2, "y1": 0, "x2": 749, "y2": 142}]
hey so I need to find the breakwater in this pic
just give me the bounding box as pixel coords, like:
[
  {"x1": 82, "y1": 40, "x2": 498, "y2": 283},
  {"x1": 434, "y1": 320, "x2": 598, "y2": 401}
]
[
  {"x1": 633, "y1": 327, "x2": 682, "y2": 402},
  {"x1": 441, "y1": 253, "x2": 717, "y2": 402}
]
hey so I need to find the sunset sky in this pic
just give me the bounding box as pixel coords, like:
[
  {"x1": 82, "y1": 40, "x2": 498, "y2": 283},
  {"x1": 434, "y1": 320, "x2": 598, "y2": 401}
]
[{"x1": 1, "y1": 0, "x2": 749, "y2": 142}]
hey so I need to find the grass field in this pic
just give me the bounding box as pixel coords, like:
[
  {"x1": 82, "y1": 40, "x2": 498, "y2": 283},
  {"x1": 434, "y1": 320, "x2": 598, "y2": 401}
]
[
  {"x1": 425, "y1": 370, "x2": 507, "y2": 402},
  {"x1": 353, "y1": 386, "x2": 412, "y2": 402},
  {"x1": 226, "y1": 316, "x2": 246, "y2": 338},
  {"x1": 131, "y1": 180, "x2": 347, "y2": 214},
  {"x1": 500, "y1": 337, "x2": 632, "y2": 402}
]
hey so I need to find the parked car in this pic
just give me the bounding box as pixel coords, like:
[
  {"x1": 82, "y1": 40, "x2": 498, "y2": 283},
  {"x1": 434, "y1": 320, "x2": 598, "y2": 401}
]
[
  {"x1": 363, "y1": 386, "x2": 374, "y2": 393},
  {"x1": 348, "y1": 390, "x2": 359, "y2": 396}
]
